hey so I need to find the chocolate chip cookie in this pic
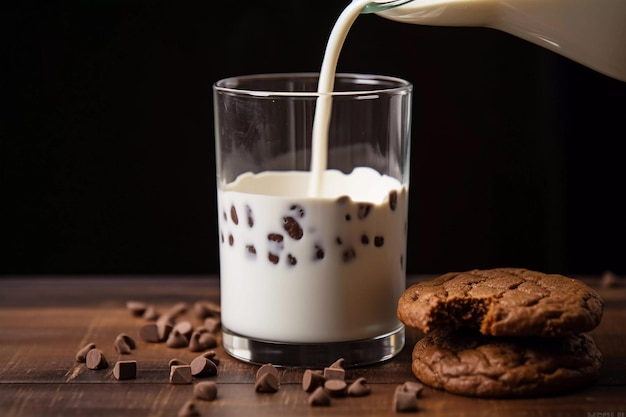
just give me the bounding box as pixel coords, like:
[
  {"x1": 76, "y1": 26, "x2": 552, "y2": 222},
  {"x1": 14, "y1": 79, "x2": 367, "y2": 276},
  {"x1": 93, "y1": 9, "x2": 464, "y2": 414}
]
[
  {"x1": 398, "y1": 268, "x2": 603, "y2": 337},
  {"x1": 411, "y1": 328, "x2": 603, "y2": 397}
]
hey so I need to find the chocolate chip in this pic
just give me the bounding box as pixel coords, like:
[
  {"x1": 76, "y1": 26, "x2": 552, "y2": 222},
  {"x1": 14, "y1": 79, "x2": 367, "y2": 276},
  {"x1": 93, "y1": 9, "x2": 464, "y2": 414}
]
[
  {"x1": 336, "y1": 237, "x2": 342, "y2": 245},
  {"x1": 193, "y1": 301, "x2": 221, "y2": 319},
  {"x1": 393, "y1": 385, "x2": 418, "y2": 412},
  {"x1": 268, "y1": 233, "x2": 283, "y2": 242},
  {"x1": 230, "y1": 205, "x2": 239, "y2": 225},
  {"x1": 228, "y1": 235, "x2": 234, "y2": 246},
  {"x1": 287, "y1": 254, "x2": 297, "y2": 266},
  {"x1": 168, "y1": 358, "x2": 188, "y2": 368},
  {"x1": 357, "y1": 204, "x2": 372, "y2": 219},
  {"x1": 246, "y1": 205, "x2": 254, "y2": 227},
  {"x1": 374, "y1": 236, "x2": 384, "y2": 247},
  {"x1": 166, "y1": 329, "x2": 189, "y2": 348},
  {"x1": 255, "y1": 372, "x2": 279, "y2": 393},
  {"x1": 389, "y1": 190, "x2": 398, "y2": 211},
  {"x1": 170, "y1": 365, "x2": 193, "y2": 384},
  {"x1": 114, "y1": 335, "x2": 132, "y2": 354},
  {"x1": 323, "y1": 367, "x2": 345, "y2": 381},
  {"x1": 302, "y1": 369, "x2": 325, "y2": 393},
  {"x1": 75, "y1": 342, "x2": 96, "y2": 363},
  {"x1": 173, "y1": 321, "x2": 193, "y2": 338},
  {"x1": 203, "y1": 317, "x2": 221, "y2": 333},
  {"x1": 283, "y1": 216, "x2": 303, "y2": 240},
  {"x1": 256, "y1": 363, "x2": 279, "y2": 382},
  {"x1": 142, "y1": 305, "x2": 160, "y2": 321},
  {"x1": 189, "y1": 331, "x2": 217, "y2": 352},
  {"x1": 85, "y1": 349, "x2": 108, "y2": 370},
  {"x1": 177, "y1": 400, "x2": 200, "y2": 417},
  {"x1": 361, "y1": 235, "x2": 369, "y2": 245},
  {"x1": 190, "y1": 356, "x2": 218, "y2": 377},
  {"x1": 194, "y1": 381, "x2": 218, "y2": 401},
  {"x1": 246, "y1": 245, "x2": 257, "y2": 256},
  {"x1": 308, "y1": 386, "x2": 331, "y2": 406},
  {"x1": 342, "y1": 247, "x2": 356, "y2": 262},
  {"x1": 345, "y1": 214, "x2": 351, "y2": 221},
  {"x1": 314, "y1": 245, "x2": 325, "y2": 260},
  {"x1": 113, "y1": 360, "x2": 137, "y2": 380},
  {"x1": 268, "y1": 253, "x2": 279, "y2": 264},
  {"x1": 126, "y1": 300, "x2": 147, "y2": 317},
  {"x1": 328, "y1": 358, "x2": 345, "y2": 369},
  {"x1": 336, "y1": 195, "x2": 350, "y2": 205},
  {"x1": 347, "y1": 377, "x2": 370, "y2": 397},
  {"x1": 402, "y1": 381, "x2": 424, "y2": 397},
  {"x1": 222, "y1": 211, "x2": 227, "y2": 221},
  {"x1": 199, "y1": 350, "x2": 220, "y2": 366},
  {"x1": 156, "y1": 321, "x2": 174, "y2": 341},
  {"x1": 324, "y1": 379, "x2": 347, "y2": 397},
  {"x1": 220, "y1": 232, "x2": 224, "y2": 243}
]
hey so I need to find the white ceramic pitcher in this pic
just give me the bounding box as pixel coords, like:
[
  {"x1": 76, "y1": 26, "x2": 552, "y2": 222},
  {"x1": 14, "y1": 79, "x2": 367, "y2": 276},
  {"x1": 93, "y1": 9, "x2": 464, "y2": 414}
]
[{"x1": 364, "y1": 0, "x2": 626, "y2": 82}]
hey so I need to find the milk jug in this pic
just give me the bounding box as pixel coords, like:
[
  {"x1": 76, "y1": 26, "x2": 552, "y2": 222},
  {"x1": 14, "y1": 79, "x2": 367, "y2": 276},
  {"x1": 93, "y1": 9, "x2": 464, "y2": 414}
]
[{"x1": 366, "y1": 0, "x2": 626, "y2": 82}]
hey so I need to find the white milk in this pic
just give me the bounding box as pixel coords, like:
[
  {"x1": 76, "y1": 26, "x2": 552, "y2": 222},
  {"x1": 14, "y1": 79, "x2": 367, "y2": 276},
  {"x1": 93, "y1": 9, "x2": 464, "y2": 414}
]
[
  {"x1": 218, "y1": 0, "x2": 408, "y2": 344},
  {"x1": 218, "y1": 168, "x2": 407, "y2": 343}
]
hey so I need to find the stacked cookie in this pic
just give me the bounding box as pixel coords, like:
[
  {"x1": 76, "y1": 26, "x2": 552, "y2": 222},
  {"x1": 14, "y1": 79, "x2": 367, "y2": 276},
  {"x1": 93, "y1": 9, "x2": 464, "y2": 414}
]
[{"x1": 397, "y1": 268, "x2": 604, "y2": 397}]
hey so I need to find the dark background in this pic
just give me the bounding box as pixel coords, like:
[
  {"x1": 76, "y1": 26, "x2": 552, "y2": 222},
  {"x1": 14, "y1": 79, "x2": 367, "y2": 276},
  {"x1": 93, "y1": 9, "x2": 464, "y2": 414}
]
[{"x1": 2, "y1": 0, "x2": 625, "y2": 276}]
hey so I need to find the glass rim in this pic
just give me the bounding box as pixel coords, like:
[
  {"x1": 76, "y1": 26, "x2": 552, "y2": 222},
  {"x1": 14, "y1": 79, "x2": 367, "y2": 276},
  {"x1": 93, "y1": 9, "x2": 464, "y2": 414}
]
[{"x1": 213, "y1": 72, "x2": 412, "y2": 97}]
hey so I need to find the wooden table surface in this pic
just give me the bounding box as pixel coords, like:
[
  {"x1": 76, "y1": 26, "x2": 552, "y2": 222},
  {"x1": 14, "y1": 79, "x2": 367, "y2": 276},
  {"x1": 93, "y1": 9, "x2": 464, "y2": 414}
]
[{"x1": 1, "y1": 275, "x2": 625, "y2": 417}]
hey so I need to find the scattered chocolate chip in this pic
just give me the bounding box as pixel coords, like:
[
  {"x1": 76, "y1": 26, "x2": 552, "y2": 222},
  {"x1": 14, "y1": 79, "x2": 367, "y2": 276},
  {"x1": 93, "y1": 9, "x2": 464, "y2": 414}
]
[
  {"x1": 189, "y1": 331, "x2": 217, "y2": 352},
  {"x1": 170, "y1": 365, "x2": 193, "y2": 384},
  {"x1": 75, "y1": 342, "x2": 96, "y2": 363},
  {"x1": 361, "y1": 235, "x2": 369, "y2": 245},
  {"x1": 389, "y1": 190, "x2": 398, "y2": 211},
  {"x1": 287, "y1": 254, "x2": 297, "y2": 266},
  {"x1": 336, "y1": 237, "x2": 343, "y2": 245},
  {"x1": 302, "y1": 369, "x2": 325, "y2": 393},
  {"x1": 113, "y1": 360, "x2": 137, "y2": 380},
  {"x1": 156, "y1": 321, "x2": 174, "y2": 342},
  {"x1": 114, "y1": 335, "x2": 132, "y2": 354},
  {"x1": 173, "y1": 321, "x2": 193, "y2": 338},
  {"x1": 126, "y1": 300, "x2": 148, "y2": 317},
  {"x1": 308, "y1": 386, "x2": 331, "y2": 406},
  {"x1": 194, "y1": 381, "x2": 218, "y2": 401},
  {"x1": 139, "y1": 323, "x2": 161, "y2": 343},
  {"x1": 342, "y1": 247, "x2": 356, "y2": 262},
  {"x1": 222, "y1": 211, "x2": 227, "y2": 221},
  {"x1": 165, "y1": 302, "x2": 188, "y2": 319},
  {"x1": 268, "y1": 253, "x2": 280, "y2": 264},
  {"x1": 193, "y1": 301, "x2": 221, "y2": 319},
  {"x1": 203, "y1": 317, "x2": 221, "y2": 333},
  {"x1": 393, "y1": 385, "x2": 418, "y2": 412},
  {"x1": 347, "y1": 377, "x2": 370, "y2": 397},
  {"x1": 283, "y1": 216, "x2": 304, "y2": 240},
  {"x1": 246, "y1": 245, "x2": 257, "y2": 256},
  {"x1": 246, "y1": 205, "x2": 254, "y2": 227},
  {"x1": 324, "y1": 379, "x2": 347, "y2": 397},
  {"x1": 177, "y1": 400, "x2": 200, "y2": 417},
  {"x1": 199, "y1": 350, "x2": 219, "y2": 366},
  {"x1": 255, "y1": 372, "x2": 279, "y2": 393},
  {"x1": 228, "y1": 235, "x2": 234, "y2": 246},
  {"x1": 374, "y1": 236, "x2": 384, "y2": 247},
  {"x1": 323, "y1": 367, "x2": 345, "y2": 381},
  {"x1": 314, "y1": 245, "x2": 325, "y2": 260},
  {"x1": 142, "y1": 305, "x2": 160, "y2": 321},
  {"x1": 345, "y1": 214, "x2": 351, "y2": 221},
  {"x1": 191, "y1": 356, "x2": 218, "y2": 377},
  {"x1": 402, "y1": 381, "x2": 424, "y2": 398},
  {"x1": 168, "y1": 358, "x2": 188, "y2": 368},
  {"x1": 166, "y1": 329, "x2": 189, "y2": 349},
  {"x1": 85, "y1": 349, "x2": 108, "y2": 370},
  {"x1": 256, "y1": 363, "x2": 279, "y2": 382},
  {"x1": 357, "y1": 204, "x2": 372, "y2": 219},
  {"x1": 601, "y1": 270, "x2": 621, "y2": 289},
  {"x1": 230, "y1": 205, "x2": 239, "y2": 225}
]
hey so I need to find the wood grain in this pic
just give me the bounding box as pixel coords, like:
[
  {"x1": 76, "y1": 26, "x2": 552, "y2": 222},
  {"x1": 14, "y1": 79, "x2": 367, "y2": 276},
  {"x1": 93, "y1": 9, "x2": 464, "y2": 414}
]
[{"x1": 1, "y1": 276, "x2": 625, "y2": 417}]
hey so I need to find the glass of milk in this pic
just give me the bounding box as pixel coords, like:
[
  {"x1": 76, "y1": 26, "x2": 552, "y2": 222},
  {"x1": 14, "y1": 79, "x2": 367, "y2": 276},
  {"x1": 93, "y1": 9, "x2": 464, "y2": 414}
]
[{"x1": 213, "y1": 73, "x2": 412, "y2": 367}]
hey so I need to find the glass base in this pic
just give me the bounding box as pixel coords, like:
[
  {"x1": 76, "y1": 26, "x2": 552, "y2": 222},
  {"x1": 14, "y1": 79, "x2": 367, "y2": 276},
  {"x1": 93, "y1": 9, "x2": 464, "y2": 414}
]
[{"x1": 222, "y1": 325, "x2": 405, "y2": 368}]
